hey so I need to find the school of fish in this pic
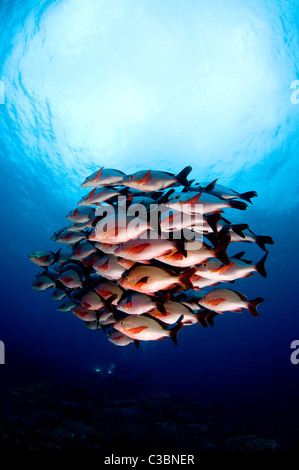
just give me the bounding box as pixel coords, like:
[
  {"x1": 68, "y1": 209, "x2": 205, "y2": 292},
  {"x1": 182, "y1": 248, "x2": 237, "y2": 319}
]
[{"x1": 29, "y1": 166, "x2": 274, "y2": 348}]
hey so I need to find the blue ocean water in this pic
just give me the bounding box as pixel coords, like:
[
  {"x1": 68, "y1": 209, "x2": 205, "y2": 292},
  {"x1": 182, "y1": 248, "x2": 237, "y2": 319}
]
[{"x1": 0, "y1": 0, "x2": 299, "y2": 451}]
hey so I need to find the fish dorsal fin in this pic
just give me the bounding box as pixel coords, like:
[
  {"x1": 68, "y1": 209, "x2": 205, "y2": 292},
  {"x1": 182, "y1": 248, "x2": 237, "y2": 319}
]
[
  {"x1": 232, "y1": 251, "x2": 246, "y2": 260},
  {"x1": 140, "y1": 170, "x2": 151, "y2": 185},
  {"x1": 187, "y1": 192, "x2": 202, "y2": 204},
  {"x1": 224, "y1": 288, "x2": 247, "y2": 301},
  {"x1": 234, "y1": 291, "x2": 247, "y2": 301},
  {"x1": 126, "y1": 193, "x2": 134, "y2": 205},
  {"x1": 95, "y1": 167, "x2": 104, "y2": 179},
  {"x1": 88, "y1": 188, "x2": 97, "y2": 198},
  {"x1": 241, "y1": 259, "x2": 252, "y2": 265},
  {"x1": 143, "y1": 313, "x2": 169, "y2": 329},
  {"x1": 160, "y1": 265, "x2": 178, "y2": 276},
  {"x1": 234, "y1": 255, "x2": 252, "y2": 265},
  {"x1": 205, "y1": 179, "x2": 218, "y2": 192}
]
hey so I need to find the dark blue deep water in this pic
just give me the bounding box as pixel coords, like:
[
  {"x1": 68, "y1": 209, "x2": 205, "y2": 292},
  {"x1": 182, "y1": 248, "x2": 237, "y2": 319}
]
[{"x1": 0, "y1": 0, "x2": 299, "y2": 453}]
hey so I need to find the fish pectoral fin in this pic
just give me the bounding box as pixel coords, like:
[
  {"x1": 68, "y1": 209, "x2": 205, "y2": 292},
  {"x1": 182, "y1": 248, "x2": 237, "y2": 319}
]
[
  {"x1": 140, "y1": 170, "x2": 151, "y2": 185},
  {"x1": 129, "y1": 326, "x2": 148, "y2": 334},
  {"x1": 172, "y1": 252, "x2": 184, "y2": 261},
  {"x1": 100, "y1": 261, "x2": 109, "y2": 270},
  {"x1": 216, "y1": 262, "x2": 236, "y2": 274},
  {"x1": 135, "y1": 276, "x2": 150, "y2": 286},
  {"x1": 209, "y1": 298, "x2": 226, "y2": 306},
  {"x1": 82, "y1": 302, "x2": 92, "y2": 308},
  {"x1": 132, "y1": 243, "x2": 151, "y2": 254}
]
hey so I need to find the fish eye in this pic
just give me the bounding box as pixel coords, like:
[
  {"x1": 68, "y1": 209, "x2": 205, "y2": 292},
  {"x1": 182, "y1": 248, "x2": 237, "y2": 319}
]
[
  {"x1": 129, "y1": 175, "x2": 134, "y2": 179},
  {"x1": 175, "y1": 196, "x2": 180, "y2": 200},
  {"x1": 125, "y1": 277, "x2": 128, "y2": 281},
  {"x1": 120, "y1": 320, "x2": 124, "y2": 324},
  {"x1": 203, "y1": 263, "x2": 207, "y2": 267}
]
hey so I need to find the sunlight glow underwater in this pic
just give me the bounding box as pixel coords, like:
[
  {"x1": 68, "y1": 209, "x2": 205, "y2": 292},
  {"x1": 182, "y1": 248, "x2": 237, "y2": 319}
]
[{"x1": 1, "y1": 0, "x2": 299, "y2": 212}]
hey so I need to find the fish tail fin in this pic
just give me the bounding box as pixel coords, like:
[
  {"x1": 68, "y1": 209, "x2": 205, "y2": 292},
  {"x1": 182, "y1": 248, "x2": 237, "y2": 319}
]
[
  {"x1": 247, "y1": 297, "x2": 264, "y2": 317},
  {"x1": 228, "y1": 200, "x2": 248, "y2": 211},
  {"x1": 158, "y1": 188, "x2": 175, "y2": 203},
  {"x1": 230, "y1": 224, "x2": 249, "y2": 238},
  {"x1": 156, "y1": 293, "x2": 171, "y2": 314},
  {"x1": 120, "y1": 187, "x2": 130, "y2": 197},
  {"x1": 176, "y1": 166, "x2": 193, "y2": 187},
  {"x1": 255, "y1": 235, "x2": 274, "y2": 252},
  {"x1": 102, "y1": 294, "x2": 118, "y2": 314},
  {"x1": 179, "y1": 266, "x2": 197, "y2": 290},
  {"x1": 205, "y1": 232, "x2": 218, "y2": 248},
  {"x1": 214, "y1": 233, "x2": 231, "y2": 266},
  {"x1": 239, "y1": 191, "x2": 258, "y2": 204},
  {"x1": 194, "y1": 311, "x2": 208, "y2": 328},
  {"x1": 206, "y1": 310, "x2": 218, "y2": 327},
  {"x1": 205, "y1": 213, "x2": 222, "y2": 233},
  {"x1": 175, "y1": 235, "x2": 187, "y2": 257},
  {"x1": 255, "y1": 251, "x2": 268, "y2": 278},
  {"x1": 169, "y1": 321, "x2": 184, "y2": 346},
  {"x1": 54, "y1": 248, "x2": 62, "y2": 262}
]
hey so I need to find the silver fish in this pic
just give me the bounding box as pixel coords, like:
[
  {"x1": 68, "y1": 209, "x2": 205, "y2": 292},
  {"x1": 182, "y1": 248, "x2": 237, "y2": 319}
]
[
  {"x1": 78, "y1": 187, "x2": 125, "y2": 206},
  {"x1": 57, "y1": 269, "x2": 83, "y2": 289},
  {"x1": 65, "y1": 206, "x2": 95, "y2": 223},
  {"x1": 81, "y1": 167, "x2": 127, "y2": 187},
  {"x1": 114, "y1": 315, "x2": 183, "y2": 345},
  {"x1": 32, "y1": 274, "x2": 56, "y2": 290},
  {"x1": 122, "y1": 166, "x2": 192, "y2": 192},
  {"x1": 28, "y1": 249, "x2": 62, "y2": 267},
  {"x1": 197, "y1": 288, "x2": 264, "y2": 317},
  {"x1": 118, "y1": 265, "x2": 196, "y2": 295}
]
